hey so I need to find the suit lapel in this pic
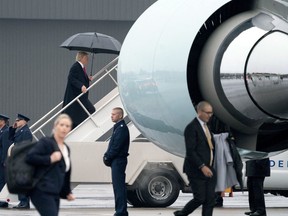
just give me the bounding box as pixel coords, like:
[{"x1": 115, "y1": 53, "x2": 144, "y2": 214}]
[{"x1": 195, "y1": 119, "x2": 207, "y2": 141}]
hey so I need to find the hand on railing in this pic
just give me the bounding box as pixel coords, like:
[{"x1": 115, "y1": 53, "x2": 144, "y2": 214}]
[{"x1": 81, "y1": 85, "x2": 87, "y2": 93}]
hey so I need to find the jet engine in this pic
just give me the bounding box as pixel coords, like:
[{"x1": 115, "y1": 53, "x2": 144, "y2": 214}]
[{"x1": 118, "y1": 0, "x2": 288, "y2": 158}]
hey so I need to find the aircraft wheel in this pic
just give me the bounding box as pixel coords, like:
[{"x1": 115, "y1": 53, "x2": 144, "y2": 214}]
[
  {"x1": 137, "y1": 169, "x2": 180, "y2": 207},
  {"x1": 127, "y1": 188, "x2": 145, "y2": 207}
]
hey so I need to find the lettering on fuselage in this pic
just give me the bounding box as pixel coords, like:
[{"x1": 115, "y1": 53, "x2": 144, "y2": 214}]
[{"x1": 270, "y1": 159, "x2": 288, "y2": 168}]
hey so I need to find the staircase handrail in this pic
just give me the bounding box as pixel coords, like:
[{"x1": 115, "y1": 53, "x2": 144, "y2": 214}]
[{"x1": 31, "y1": 57, "x2": 119, "y2": 140}]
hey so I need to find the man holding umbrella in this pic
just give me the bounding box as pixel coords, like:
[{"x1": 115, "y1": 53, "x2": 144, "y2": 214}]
[
  {"x1": 63, "y1": 51, "x2": 96, "y2": 129},
  {"x1": 60, "y1": 32, "x2": 121, "y2": 129}
]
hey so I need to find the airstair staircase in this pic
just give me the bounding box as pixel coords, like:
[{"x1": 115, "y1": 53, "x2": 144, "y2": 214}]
[
  {"x1": 0, "y1": 57, "x2": 149, "y2": 203},
  {"x1": 30, "y1": 57, "x2": 142, "y2": 142},
  {"x1": 0, "y1": 57, "x2": 186, "y2": 205}
]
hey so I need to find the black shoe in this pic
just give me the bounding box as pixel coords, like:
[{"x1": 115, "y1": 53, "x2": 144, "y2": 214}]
[
  {"x1": 214, "y1": 201, "x2": 223, "y2": 207},
  {"x1": 0, "y1": 201, "x2": 8, "y2": 208},
  {"x1": 13, "y1": 202, "x2": 30, "y2": 209},
  {"x1": 250, "y1": 211, "x2": 266, "y2": 216},
  {"x1": 173, "y1": 210, "x2": 187, "y2": 216},
  {"x1": 245, "y1": 211, "x2": 255, "y2": 215}
]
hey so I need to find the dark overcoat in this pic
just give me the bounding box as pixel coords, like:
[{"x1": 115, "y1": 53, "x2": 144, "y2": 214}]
[
  {"x1": 26, "y1": 136, "x2": 72, "y2": 198},
  {"x1": 63, "y1": 62, "x2": 95, "y2": 126},
  {"x1": 0, "y1": 125, "x2": 10, "y2": 190},
  {"x1": 183, "y1": 118, "x2": 216, "y2": 179},
  {"x1": 0, "y1": 125, "x2": 10, "y2": 164}
]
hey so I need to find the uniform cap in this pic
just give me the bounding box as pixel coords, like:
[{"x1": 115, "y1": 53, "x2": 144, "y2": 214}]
[
  {"x1": 0, "y1": 114, "x2": 9, "y2": 121},
  {"x1": 16, "y1": 114, "x2": 30, "y2": 122}
]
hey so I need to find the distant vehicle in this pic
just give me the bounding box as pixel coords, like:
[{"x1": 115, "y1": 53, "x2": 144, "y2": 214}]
[{"x1": 134, "y1": 78, "x2": 158, "y2": 95}]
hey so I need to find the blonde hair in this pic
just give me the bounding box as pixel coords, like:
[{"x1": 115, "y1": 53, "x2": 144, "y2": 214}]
[
  {"x1": 53, "y1": 114, "x2": 72, "y2": 128},
  {"x1": 76, "y1": 51, "x2": 88, "y2": 61}
]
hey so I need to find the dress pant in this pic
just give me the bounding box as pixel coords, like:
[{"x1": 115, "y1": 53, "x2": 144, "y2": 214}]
[
  {"x1": 30, "y1": 189, "x2": 60, "y2": 216},
  {"x1": 247, "y1": 176, "x2": 266, "y2": 214},
  {"x1": 111, "y1": 157, "x2": 128, "y2": 216},
  {"x1": 182, "y1": 173, "x2": 216, "y2": 216}
]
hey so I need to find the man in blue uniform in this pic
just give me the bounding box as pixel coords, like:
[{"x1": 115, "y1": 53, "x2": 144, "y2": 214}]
[
  {"x1": 0, "y1": 114, "x2": 10, "y2": 191},
  {"x1": 103, "y1": 107, "x2": 130, "y2": 216},
  {"x1": 0, "y1": 114, "x2": 10, "y2": 208},
  {"x1": 9, "y1": 114, "x2": 33, "y2": 145},
  {"x1": 9, "y1": 114, "x2": 33, "y2": 209}
]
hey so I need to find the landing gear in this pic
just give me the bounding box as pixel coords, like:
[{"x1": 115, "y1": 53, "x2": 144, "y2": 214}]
[{"x1": 127, "y1": 169, "x2": 180, "y2": 207}]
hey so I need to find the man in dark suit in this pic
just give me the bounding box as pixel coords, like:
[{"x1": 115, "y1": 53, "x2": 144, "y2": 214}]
[
  {"x1": 103, "y1": 107, "x2": 130, "y2": 216},
  {"x1": 9, "y1": 113, "x2": 33, "y2": 209},
  {"x1": 63, "y1": 51, "x2": 96, "y2": 129},
  {"x1": 174, "y1": 101, "x2": 216, "y2": 216},
  {"x1": 245, "y1": 158, "x2": 270, "y2": 216}
]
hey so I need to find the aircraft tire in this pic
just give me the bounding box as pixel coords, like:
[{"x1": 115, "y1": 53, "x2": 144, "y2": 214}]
[
  {"x1": 127, "y1": 188, "x2": 145, "y2": 207},
  {"x1": 137, "y1": 169, "x2": 180, "y2": 207}
]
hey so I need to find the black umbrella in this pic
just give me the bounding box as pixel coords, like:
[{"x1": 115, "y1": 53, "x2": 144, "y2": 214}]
[
  {"x1": 60, "y1": 32, "x2": 121, "y2": 75},
  {"x1": 60, "y1": 32, "x2": 121, "y2": 54}
]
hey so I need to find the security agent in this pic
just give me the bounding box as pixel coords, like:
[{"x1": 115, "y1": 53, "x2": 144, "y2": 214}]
[
  {"x1": 103, "y1": 107, "x2": 130, "y2": 216},
  {"x1": 9, "y1": 113, "x2": 33, "y2": 209}
]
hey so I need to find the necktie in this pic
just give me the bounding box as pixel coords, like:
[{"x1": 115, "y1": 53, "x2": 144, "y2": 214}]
[
  {"x1": 204, "y1": 123, "x2": 214, "y2": 166},
  {"x1": 83, "y1": 67, "x2": 87, "y2": 76},
  {"x1": 204, "y1": 123, "x2": 213, "y2": 150}
]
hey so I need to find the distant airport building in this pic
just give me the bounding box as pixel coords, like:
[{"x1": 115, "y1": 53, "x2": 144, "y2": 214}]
[{"x1": 0, "y1": 0, "x2": 156, "y2": 124}]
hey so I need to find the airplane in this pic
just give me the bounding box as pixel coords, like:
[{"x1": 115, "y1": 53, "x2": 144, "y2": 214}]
[
  {"x1": 117, "y1": 0, "x2": 288, "y2": 159},
  {"x1": 2, "y1": 0, "x2": 288, "y2": 208}
]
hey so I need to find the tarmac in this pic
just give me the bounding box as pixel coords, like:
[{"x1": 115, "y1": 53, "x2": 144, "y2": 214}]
[{"x1": 0, "y1": 184, "x2": 287, "y2": 216}]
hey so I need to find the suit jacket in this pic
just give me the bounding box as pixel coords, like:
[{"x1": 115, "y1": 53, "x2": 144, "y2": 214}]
[
  {"x1": 246, "y1": 158, "x2": 270, "y2": 177},
  {"x1": 63, "y1": 61, "x2": 95, "y2": 126},
  {"x1": 0, "y1": 125, "x2": 11, "y2": 164},
  {"x1": 183, "y1": 118, "x2": 215, "y2": 179},
  {"x1": 26, "y1": 136, "x2": 72, "y2": 198},
  {"x1": 9, "y1": 124, "x2": 33, "y2": 144}
]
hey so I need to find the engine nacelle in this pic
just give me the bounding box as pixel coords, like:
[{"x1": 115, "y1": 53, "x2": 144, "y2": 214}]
[{"x1": 118, "y1": 0, "x2": 288, "y2": 157}]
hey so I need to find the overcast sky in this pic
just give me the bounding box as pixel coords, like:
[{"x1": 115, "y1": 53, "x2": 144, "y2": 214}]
[{"x1": 221, "y1": 27, "x2": 288, "y2": 75}]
